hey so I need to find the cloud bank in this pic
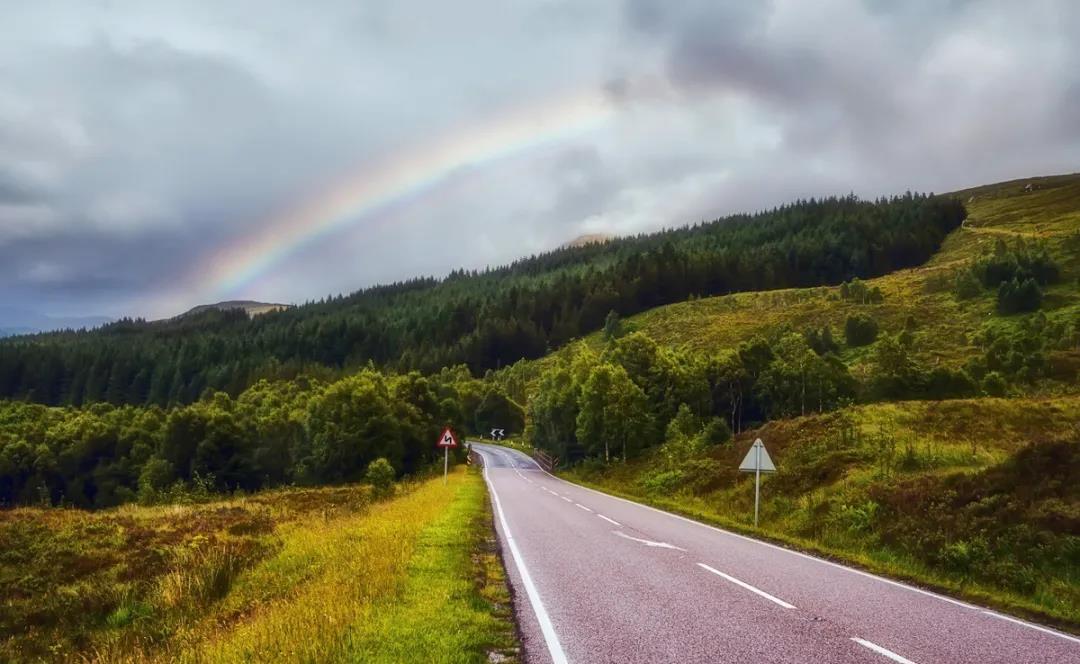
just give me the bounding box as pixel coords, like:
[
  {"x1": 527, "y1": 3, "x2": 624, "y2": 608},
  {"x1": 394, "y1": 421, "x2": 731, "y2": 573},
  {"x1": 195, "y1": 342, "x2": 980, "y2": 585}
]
[{"x1": 0, "y1": 0, "x2": 1076, "y2": 320}]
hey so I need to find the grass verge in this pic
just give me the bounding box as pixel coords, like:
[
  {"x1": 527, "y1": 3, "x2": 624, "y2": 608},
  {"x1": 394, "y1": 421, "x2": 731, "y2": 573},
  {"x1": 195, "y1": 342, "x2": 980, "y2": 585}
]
[{"x1": 1, "y1": 467, "x2": 519, "y2": 663}]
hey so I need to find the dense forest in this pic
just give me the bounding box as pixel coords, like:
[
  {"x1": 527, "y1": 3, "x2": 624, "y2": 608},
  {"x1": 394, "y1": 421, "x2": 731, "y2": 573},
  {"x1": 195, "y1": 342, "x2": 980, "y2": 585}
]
[
  {"x1": 0, "y1": 366, "x2": 524, "y2": 507},
  {"x1": 0, "y1": 194, "x2": 965, "y2": 407}
]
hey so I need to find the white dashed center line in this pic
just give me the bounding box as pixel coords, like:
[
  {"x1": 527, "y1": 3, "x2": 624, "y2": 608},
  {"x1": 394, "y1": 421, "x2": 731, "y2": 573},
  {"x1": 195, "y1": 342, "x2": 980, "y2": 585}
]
[
  {"x1": 614, "y1": 531, "x2": 686, "y2": 551},
  {"x1": 575, "y1": 503, "x2": 593, "y2": 512},
  {"x1": 697, "y1": 563, "x2": 796, "y2": 609},
  {"x1": 597, "y1": 514, "x2": 621, "y2": 527},
  {"x1": 850, "y1": 638, "x2": 917, "y2": 664}
]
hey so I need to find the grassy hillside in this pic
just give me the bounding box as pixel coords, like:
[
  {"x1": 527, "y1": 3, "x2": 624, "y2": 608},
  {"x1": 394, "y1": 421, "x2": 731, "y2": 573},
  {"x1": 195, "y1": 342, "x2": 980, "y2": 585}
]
[
  {"x1": 0, "y1": 467, "x2": 518, "y2": 663},
  {"x1": 520, "y1": 173, "x2": 1079, "y2": 385}
]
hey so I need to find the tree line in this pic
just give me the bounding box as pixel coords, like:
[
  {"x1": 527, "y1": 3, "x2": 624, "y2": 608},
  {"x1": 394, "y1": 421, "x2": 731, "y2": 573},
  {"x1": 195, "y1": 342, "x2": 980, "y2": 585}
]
[
  {"x1": 0, "y1": 194, "x2": 966, "y2": 407},
  {"x1": 0, "y1": 367, "x2": 523, "y2": 508},
  {"x1": 522, "y1": 298, "x2": 1080, "y2": 466}
]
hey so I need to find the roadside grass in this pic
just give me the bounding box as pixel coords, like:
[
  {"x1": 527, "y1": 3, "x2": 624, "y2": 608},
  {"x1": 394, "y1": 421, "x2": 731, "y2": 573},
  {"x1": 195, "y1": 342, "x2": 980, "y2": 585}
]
[
  {"x1": 564, "y1": 395, "x2": 1080, "y2": 631},
  {"x1": 333, "y1": 471, "x2": 518, "y2": 663},
  {"x1": 1, "y1": 467, "x2": 518, "y2": 663}
]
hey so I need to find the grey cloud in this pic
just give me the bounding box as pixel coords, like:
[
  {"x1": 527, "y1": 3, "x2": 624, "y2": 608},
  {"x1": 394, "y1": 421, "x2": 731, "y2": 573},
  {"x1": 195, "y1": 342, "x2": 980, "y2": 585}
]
[{"x1": 0, "y1": 0, "x2": 1077, "y2": 320}]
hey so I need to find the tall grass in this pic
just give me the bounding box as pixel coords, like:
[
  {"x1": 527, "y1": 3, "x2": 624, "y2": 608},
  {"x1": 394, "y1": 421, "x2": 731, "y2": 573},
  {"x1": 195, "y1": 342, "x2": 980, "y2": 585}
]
[{"x1": 2, "y1": 468, "x2": 517, "y2": 663}]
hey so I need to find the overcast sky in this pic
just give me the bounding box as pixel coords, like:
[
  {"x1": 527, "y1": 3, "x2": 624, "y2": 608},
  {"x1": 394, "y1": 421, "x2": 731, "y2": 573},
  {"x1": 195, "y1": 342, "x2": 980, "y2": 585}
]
[{"x1": 1, "y1": 0, "x2": 1078, "y2": 322}]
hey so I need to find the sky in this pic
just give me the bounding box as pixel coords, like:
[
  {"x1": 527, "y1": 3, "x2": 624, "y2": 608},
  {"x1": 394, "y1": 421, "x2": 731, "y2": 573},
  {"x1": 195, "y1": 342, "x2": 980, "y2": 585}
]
[{"x1": 1, "y1": 0, "x2": 1078, "y2": 323}]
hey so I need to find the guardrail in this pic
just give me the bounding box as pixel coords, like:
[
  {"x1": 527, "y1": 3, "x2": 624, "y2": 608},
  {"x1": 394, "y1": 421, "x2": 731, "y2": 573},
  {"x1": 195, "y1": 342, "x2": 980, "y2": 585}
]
[{"x1": 533, "y1": 448, "x2": 560, "y2": 473}]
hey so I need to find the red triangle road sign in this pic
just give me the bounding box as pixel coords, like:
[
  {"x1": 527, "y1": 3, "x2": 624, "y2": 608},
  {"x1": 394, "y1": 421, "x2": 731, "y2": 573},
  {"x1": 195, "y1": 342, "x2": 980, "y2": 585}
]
[{"x1": 436, "y1": 427, "x2": 458, "y2": 448}]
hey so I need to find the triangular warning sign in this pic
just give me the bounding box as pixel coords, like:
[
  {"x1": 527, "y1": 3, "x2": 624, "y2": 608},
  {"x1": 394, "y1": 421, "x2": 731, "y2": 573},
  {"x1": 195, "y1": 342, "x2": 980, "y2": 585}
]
[
  {"x1": 738, "y1": 438, "x2": 776, "y2": 473},
  {"x1": 436, "y1": 427, "x2": 458, "y2": 449}
]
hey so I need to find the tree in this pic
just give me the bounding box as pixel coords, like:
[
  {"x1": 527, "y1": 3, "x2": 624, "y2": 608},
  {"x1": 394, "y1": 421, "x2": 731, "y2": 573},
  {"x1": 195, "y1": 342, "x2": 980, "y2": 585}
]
[
  {"x1": 137, "y1": 456, "x2": 175, "y2": 504},
  {"x1": 845, "y1": 314, "x2": 879, "y2": 347},
  {"x1": 576, "y1": 363, "x2": 651, "y2": 462},
  {"x1": 528, "y1": 367, "x2": 577, "y2": 461},
  {"x1": 365, "y1": 457, "x2": 396, "y2": 498},
  {"x1": 474, "y1": 386, "x2": 525, "y2": 437},
  {"x1": 602, "y1": 310, "x2": 624, "y2": 340},
  {"x1": 756, "y1": 334, "x2": 853, "y2": 417}
]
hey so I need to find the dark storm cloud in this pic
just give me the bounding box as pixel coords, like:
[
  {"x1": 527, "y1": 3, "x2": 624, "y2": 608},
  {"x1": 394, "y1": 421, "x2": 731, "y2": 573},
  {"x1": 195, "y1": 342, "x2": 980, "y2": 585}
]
[{"x1": 0, "y1": 0, "x2": 1077, "y2": 321}]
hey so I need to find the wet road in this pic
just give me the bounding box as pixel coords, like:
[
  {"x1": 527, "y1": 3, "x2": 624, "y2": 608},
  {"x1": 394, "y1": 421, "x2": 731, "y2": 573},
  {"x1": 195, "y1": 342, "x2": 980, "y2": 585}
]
[{"x1": 471, "y1": 442, "x2": 1080, "y2": 664}]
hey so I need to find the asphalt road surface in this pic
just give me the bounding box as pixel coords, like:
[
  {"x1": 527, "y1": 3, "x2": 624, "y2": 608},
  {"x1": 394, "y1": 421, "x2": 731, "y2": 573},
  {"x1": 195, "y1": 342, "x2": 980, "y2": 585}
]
[{"x1": 470, "y1": 442, "x2": 1080, "y2": 664}]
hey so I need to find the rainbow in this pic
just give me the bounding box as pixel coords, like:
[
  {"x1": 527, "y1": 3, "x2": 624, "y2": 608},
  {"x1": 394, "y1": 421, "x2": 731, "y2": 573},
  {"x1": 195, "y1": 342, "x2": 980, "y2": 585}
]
[{"x1": 191, "y1": 90, "x2": 614, "y2": 301}]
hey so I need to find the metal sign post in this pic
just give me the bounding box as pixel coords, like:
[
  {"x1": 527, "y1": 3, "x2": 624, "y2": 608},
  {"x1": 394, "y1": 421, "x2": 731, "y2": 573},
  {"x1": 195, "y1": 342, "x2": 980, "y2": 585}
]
[
  {"x1": 738, "y1": 438, "x2": 776, "y2": 527},
  {"x1": 436, "y1": 427, "x2": 458, "y2": 485}
]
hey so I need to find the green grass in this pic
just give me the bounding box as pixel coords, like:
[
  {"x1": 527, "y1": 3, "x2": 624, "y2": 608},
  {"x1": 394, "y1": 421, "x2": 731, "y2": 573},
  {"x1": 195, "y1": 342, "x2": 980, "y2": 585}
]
[
  {"x1": 0, "y1": 468, "x2": 518, "y2": 663},
  {"x1": 563, "y1": 395, "x2": 1080, "y2": 631}
]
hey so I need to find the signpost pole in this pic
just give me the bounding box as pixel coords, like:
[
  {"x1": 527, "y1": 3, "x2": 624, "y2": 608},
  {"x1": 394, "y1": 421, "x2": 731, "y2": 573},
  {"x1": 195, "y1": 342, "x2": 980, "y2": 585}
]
[
  {"x1": 754, "y1": 444, "x2": 761, "y2": 527},
  {"x1": 739, "y1": 438, "x2": 774, "y2": 528},
  {"x1": 443, "y1": 446, "x2": 448, "y2": 485}
]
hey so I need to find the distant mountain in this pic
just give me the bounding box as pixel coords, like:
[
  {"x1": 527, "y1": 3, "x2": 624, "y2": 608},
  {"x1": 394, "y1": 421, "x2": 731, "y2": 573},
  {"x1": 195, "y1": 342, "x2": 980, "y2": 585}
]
[
  {"x1": 561, "y1": 233, "x2": 613, "y2": 249},
  {"x1": 180, "y1": 300, "x2": 292, "y2": 318},
  {"x1": 0, "y1": 307, "x2": 112, "y2": 336}
]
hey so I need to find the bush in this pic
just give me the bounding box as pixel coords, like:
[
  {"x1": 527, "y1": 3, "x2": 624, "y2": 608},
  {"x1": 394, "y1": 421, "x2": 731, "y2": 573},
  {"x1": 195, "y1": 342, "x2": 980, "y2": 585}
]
[
  {"x1": 699, "y1": 417, "x2": 733, "y2": 447},
  {"x1": 923, "y1": 367, "x2": 977, "y2": 400},
  {"x1": 997, "y1": 277, "x2": 1043, "y2": 314},
  {"x1": 939, "y1": 538, "x2": 990, "y2": 582},
  {"x1": 953, "y1": 270, "x2": 983, "y2": 299},
  {"x1": 982, "y1": 371, "x2": 1008, "y2": 397},
  {"x1": 137, "y1": 456, "x2": 175, "y2": 504},
  {"x1": 639, "y1": 469, "x2": 684, "y2": 495},
  {"x1": 845, "y1": 314, "x2": 879, "y2": 347},
  {"x1": 364, "y1": 458, "x2": 396, "y2": 498}
]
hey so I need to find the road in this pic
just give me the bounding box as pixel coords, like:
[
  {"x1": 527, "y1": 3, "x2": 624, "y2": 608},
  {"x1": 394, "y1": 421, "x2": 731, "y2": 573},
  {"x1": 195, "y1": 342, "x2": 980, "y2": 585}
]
[{"x1": 471, "y1": 442, "x2": 1080, "y2": 664}]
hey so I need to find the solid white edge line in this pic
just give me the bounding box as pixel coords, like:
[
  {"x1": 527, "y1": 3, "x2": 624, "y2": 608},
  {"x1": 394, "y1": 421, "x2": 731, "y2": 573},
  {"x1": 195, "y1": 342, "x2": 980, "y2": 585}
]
[
  {"x1": 850, "y1": 638, "x2": 918, "y2": 664},
  {"x1": 597, "y1": 514, "x2": 621, "y2": 527},
  {"x1": 697, "y1": 563, "x2": 796, "y2": 609},
  {"x1": 479, "y1": 451, "x2": 570, "y2": 664},
  {"x1": 575, "y1": 503, "x2": 593, "y2": 513},
  {"x1": 982, "y1": 611, "x2": 1080, "y2": 645}
]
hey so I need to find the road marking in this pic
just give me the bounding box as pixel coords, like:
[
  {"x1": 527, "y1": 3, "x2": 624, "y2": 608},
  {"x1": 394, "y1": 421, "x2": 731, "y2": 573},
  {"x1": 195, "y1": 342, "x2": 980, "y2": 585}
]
[
  {"x1": 697, "y1": 563, "x2": 796, "y2": 609},
  {"x1": 478, "y1": 445, "x2": 1080, "y2": 647},
  {"x1": 982, "y1": 611, "x2": 1080, "y2": 644},
  {"x1": 597, "y1": 514, "x2": 621, "y2": 527},
  {"x1": 614, "y1": 530, "x2": 686, "y2": 551},
  {"x1": 479, "y1": 451, "x2": 569, "y2": 664},
  {"x1": 575, "y1": 503, "x2": 593, "y2": 513},
  {"x1": 561, "y1": 496, "x2": 573, "y2": 503},
  {"x1": 850, "y1": 638, "x2": 917, "y2": 664},
  {"x1": 537, "y1": 459, "x2": 985, "y2": 612}
]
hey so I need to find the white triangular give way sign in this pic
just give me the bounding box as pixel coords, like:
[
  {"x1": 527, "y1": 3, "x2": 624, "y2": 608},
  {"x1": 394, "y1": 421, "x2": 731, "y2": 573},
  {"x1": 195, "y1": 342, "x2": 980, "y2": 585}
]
[{"x1": 738, "y1": 438, "x2": 776, "y2": 473}]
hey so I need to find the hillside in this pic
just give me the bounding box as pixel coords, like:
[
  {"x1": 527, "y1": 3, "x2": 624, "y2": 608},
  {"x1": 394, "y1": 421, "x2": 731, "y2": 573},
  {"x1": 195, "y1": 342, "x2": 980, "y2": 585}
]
[
  {"x1": 503, "y1": 174, "x2": 1080, "y2": 627},
  {"x1": 0, "y1": 193, "x2": 964, "y2": 407},
  {"x1": 560, "y1": 232, "x2": 614, "y2": 249},
  {"x1": 505, "y1": 173, "x2": 1080, "y2": 390},
  {"x1": 179, "y1": 300, "x2": 292, "y2": 318}
]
